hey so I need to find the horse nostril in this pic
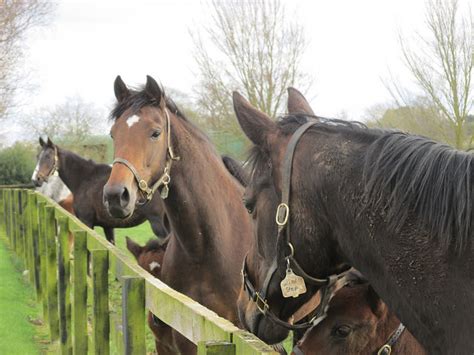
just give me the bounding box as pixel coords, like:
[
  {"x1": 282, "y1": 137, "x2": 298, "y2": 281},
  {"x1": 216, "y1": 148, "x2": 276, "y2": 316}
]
[{"x1": 120, "y1": 187, "x2": 130, "y2": 208}]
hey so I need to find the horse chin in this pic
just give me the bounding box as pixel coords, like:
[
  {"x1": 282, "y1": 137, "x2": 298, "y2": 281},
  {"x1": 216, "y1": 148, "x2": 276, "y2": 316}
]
[
  {"x1": 105, "y1": 203, "x2": 134, "y2": 219},
  {"x1": 238, "y1": 295, "x2": 289, "y2": 345}
]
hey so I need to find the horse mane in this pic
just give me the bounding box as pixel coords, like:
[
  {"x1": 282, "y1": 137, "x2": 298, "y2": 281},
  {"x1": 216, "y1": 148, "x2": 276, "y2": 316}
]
[
  {"x1": 247, "y1": 114, "x2": 368, "y2": 177},
  {"x1": 363, "y1": 132, "x2": 473, "y2": 255},
  {"x1": 110, "y1": 85, "x2": 188, "y2": 122}
]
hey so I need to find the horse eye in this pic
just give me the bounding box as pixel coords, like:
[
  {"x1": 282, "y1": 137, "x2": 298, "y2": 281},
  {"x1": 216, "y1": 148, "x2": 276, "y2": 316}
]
[
  {"x1": 333, "y1": 325, "x2": 352, "y2": 338},
  {"x1": 243, "y1": 199, "x2": 254, "y2": 214},
  {"x1": 151, "y1": 129, "x2": 161, "y2": 140}
]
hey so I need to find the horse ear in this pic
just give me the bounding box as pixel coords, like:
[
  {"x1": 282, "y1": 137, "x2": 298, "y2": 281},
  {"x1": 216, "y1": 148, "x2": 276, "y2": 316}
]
[
  {"x1": 232, "y1": 92, "x2": 276, "y2": 147},
  {"x1": 287, "y1": 87, "x2": 314, "y2": 115},
  {"x1": 145, "y1": 75, "x2": 163, "y2": 101},
  {"x1": 126, "y1": 236, "x2": 143, "y2": 260},
  {"x1": 46, "y1": 137, "x2": 54, "y2": 147},
  {"x1": 367, "y1": 285, "x2": 386, "y2": 317},
  {"x1": 39, "y1": 137, "x2": 45, "y2": 147},
  {"x1": 114, "y1": 75, "x2": 130, "y2": 102},
  {"x1": 222, "y1": 155, "x2": 249, "y2": 187}
]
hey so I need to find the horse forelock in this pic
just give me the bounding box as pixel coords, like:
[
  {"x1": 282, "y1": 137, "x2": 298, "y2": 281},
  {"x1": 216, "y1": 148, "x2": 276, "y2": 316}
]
[
  {"x1": 110, "y1": 85, "x2": 187, "y2": 122},
  {"x1": 363, "y1": 132, "x2": 473, "y2": 255}
]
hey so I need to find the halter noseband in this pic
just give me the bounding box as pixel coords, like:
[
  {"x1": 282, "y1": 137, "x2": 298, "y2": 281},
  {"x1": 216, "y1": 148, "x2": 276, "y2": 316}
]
[
  {"x1": 242, "y1": 119, "x2": 351, "y2": 331},
  {"x1": 112, "y1": 108, "x2": 180, "y2": 205}
]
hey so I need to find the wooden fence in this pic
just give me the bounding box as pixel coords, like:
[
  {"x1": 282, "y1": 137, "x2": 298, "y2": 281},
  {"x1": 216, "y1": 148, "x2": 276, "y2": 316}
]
[{"x1": 0, "y1": 188, "x2": 277, "y2": 355}]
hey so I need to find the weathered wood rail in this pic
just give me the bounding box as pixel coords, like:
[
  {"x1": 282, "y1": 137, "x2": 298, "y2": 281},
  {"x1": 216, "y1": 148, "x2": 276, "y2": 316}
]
[{"x1": 0, "y1": 188, "x2": 277, "y2": 354}]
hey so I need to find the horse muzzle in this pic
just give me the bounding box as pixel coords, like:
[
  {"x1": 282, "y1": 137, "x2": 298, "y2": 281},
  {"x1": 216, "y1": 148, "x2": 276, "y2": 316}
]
[{"x1": 103, "y1": 183, "x2": 135, "y2": 219}]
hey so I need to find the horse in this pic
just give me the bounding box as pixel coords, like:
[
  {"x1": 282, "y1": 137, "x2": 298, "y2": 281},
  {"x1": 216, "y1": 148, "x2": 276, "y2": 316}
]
[
  {"x1": 33, "y1": 137, "x2": 168, "y2": 243},
  {"x1": 231, "y1": 92, "x2": 474, "y2": 353},
  {"x1": 102, "y1": 75, "x2": 253, "y2": 354},
  {"x1": 126, "y1": 236, "x2": 169, "y2": 352}
]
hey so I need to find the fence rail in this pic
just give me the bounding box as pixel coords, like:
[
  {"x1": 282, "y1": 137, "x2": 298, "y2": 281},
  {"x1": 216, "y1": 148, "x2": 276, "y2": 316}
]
[{"x1": 0, "y1": 188, "x2": 277, "y2": 354}]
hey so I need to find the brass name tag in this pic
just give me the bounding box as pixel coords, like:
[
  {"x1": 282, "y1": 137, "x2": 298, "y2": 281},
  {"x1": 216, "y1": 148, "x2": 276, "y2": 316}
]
[{"x1": 280, "y1": 269, "x2": 307, "y2": 298}]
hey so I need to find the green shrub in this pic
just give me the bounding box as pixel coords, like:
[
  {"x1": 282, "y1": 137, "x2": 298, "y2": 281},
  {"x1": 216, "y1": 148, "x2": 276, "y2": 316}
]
[{"x1": 0, "y1": 142, "x2": 36, "y2": 185}]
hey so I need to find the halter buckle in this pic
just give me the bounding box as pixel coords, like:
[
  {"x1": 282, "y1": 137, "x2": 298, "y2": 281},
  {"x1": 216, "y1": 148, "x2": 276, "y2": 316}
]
[
  {"x1": 377, "y1": 344, "x2": 392, "y2": 355},
  {"x1": 276, "y1": 203, "x2": 290, "y2": 226},
  {"x1": 138, "y1": 179, "x2": 149, "y2": 191}
]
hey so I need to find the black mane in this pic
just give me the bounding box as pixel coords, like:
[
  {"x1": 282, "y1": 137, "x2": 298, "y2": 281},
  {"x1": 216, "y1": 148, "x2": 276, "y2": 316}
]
[
  {"x1": 110, "y1": 85, "x2": 187, "y2": 121},
  {"x1": 363, "y1": 132, "x2": 473, "y2": 254}
]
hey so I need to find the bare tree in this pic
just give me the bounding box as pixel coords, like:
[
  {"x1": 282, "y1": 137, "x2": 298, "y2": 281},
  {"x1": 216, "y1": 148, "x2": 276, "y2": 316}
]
[
  {"x1": 0, "y1": 0, "x2": 55, "y2": 120},
  {"x1": 386, "y1": 0, "x2": 473, "y2": 149},
  {"x1": 191, "y1": 0, "x2": 312, "y2": 137},
  {"x1": 24, "y1": 96, "x2": 106, "y2": 144}
]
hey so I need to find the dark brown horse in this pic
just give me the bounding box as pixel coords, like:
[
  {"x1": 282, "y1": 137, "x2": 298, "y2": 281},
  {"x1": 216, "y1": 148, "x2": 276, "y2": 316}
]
[
  {"x1": 126, "y1": 236, "x2": 169, "y2": 352},
  {"x1": 33, "y1": 137, "x2": 168, "y2": 243},
  {"x1": 292, "y1": 281, "x2": 425, "y2": 355},
  {"x1": 103, "y1": 76, "x2": 253, "y2": 354},
  {"x1": 231, "y1": 92, "x2": 474, "y2": 354}
]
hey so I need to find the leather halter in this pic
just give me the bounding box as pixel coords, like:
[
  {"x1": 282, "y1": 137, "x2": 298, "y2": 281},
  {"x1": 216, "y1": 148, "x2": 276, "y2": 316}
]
[
  {"x1": 376, "y1": 322, "x2": 406, "y2": 355},
  {"x1": 242, "y1": 119, "x2": 351, "y2": 330},
  {"x1": 37, "y1": 146, "x2": 59, "y2": 182},
  {"x1": 112, "y1": 108, "x2": 179, "y2": 205}
]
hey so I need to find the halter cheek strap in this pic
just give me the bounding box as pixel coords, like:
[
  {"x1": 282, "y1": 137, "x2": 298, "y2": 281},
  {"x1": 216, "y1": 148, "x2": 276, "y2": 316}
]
[
  {"x1": 377, "y1": 323, "x2": 406, "y2": 355},
  {"x1": 112, "y1": 108, "x2": 179, "y2": 205}
]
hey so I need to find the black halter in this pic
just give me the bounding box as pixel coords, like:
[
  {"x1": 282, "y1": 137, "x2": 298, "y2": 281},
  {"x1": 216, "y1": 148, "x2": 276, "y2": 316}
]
[
  {"x1": 241, "y1": 120, "x2": 351, "y2": 330},
  {"x1": 112, "y1": 108, "x2": 179, "y2": 205}
]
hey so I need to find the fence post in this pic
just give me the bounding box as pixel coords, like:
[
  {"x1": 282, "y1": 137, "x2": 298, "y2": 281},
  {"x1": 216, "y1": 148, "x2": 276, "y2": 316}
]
[
  {"x1": 30, "y1": 193, "x2": 41, "y2": 298},
  {"x1": 57, "y1": 216, "x2": 72, "y2": 355},
  {"x1": 12, "y1": 189, "x2": 18, "y2": 251},
  {"x1": 45, "y1": 205, "x2": 59, "y2": 341},
  {"x1": 9, "y1": 189, "x2": 15, "y2": 246},
  {"x1": 122, "y1": 276, "x2": 145, "y2": 355},
  {"x1": 20, "y1": 190, "x2": 28, "y2": 267},
  {"x1": 91, "y1": 248, "x2": 109, "y2": 355},
  {"x1": 73, "y1": 230, "x2": 88, "y2": 355},
  {"x1": 0, "y1": 190, "x2": 4, "y2": 233},
  {"x1": 37, "y1": 200, "x2": 49, "y2": 321}
]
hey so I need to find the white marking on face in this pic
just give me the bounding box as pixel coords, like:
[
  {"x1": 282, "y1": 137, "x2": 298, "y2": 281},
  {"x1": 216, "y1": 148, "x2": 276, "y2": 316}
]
[
  {"x1": 126, "y1": 115, "x2": 140, "y2": 128},
  {"x1": 149, "y1": 261, "x2": 161, "y2": 271},
  {"x1": 31, "y1": 151, "x2": 44, "y2": 181}
]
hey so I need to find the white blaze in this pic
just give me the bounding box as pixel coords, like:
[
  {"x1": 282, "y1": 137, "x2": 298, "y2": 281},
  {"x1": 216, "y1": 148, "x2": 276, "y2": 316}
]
[
  {"x1": 126, "y1": 115, "x2": 140, "y2": 128},
  {"x1": 149, "y1": 261, "x2": 161, "y2": 271}
]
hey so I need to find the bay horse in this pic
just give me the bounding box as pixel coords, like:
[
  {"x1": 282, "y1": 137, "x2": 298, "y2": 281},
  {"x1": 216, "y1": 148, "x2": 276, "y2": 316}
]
[
  {"x1": 33, "y1": 137, "x2": 168, "y2": 243},
  {"x1": 231, "y1": 92, "x2": 474, "y2": 353},
  {"x1": 103, "y1": 75, "x2": 253, "y2": 354},
  {"x1": 126, "y1": 236, "x2": 169, "y2": 353},
  {"x1": 292, "y1": 280, "x2": 425, "y2": 355}
]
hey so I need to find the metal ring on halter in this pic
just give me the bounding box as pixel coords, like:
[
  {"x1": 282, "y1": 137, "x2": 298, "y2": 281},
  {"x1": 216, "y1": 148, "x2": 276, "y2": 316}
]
[
  {"x1": 377, "y1": 344, "x2": 392, "y2": 355},
  {"x1": 276, "y1": 203, "x2": 290, "y2": 226},
  {"x1": 287, "y1": 242, "x2": 295, "y2": 258}
]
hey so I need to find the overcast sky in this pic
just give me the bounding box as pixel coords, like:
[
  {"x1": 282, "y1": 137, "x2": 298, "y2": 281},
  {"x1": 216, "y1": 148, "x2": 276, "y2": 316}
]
[{"x1": 8, "y1": 0, "x2": 470, "y2": 143}]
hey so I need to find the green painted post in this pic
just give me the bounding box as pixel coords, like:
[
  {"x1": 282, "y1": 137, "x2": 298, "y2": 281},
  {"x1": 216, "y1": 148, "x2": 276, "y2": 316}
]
[
  {"x1": 73, "y1": 230, "x2": 88, "y2": 355},
  {"x1": 17, "y1": 190, "x2": 24, "y2": 263},
  {"x1": 197, "y1": 341, "x2": 236, "y2": 355},
  {"x1": 57, "y1": 216, "x2": 72, "y2": 355},
  {"x1": 24, "y1": 190, "x2": 34, "y2": 281},
  {"x1": 122, "y1": 276, "x2": 145, "y2": 354},
  {"x1": 5, "y1": 190, "x2": 10, "y2": 239},
  {"x1": 9, "y1": 189, "x2": 15, "y2": 246},
  {"x1": 30, "y1": 193, "x2": 41, "y2": 298},
  {"x1": 20, "y1": 190, "x2": 27, "y2": 266},
  {"x1": 38, "y1": 200, "x2": 48, "y2": 320},
  {"x1": 12, "y1": 189, "x2": 18, "y2": 252},
  {"x1": 91, "y1": 249, "x2": 109, "y2": 355},
  {"x1": 0, "y1": 190, "x2": 4, "y2": 233},
  {"x1": 45, "y1": 205, "x2": 59, "y2": 341}
]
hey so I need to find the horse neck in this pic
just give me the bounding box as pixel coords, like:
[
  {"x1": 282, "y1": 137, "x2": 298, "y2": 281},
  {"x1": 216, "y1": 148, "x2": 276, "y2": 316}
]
[
  {"x1": 57, "y1": 148, "x2": 94, "y2": 193},
  {"x1": 163, "y1": 118, "x2": 250, "y2": 262}
]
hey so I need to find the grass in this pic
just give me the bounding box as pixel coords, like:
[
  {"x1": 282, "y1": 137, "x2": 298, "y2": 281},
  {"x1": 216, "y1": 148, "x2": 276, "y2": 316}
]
[{"x1": 0, "y1": 238, "x2": 52, "y2": 354}]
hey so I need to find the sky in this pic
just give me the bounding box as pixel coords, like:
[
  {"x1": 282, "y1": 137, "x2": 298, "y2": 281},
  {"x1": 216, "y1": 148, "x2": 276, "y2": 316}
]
[{"x1": 7, "y1": 0, "x2": 469, "y2": 144}]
